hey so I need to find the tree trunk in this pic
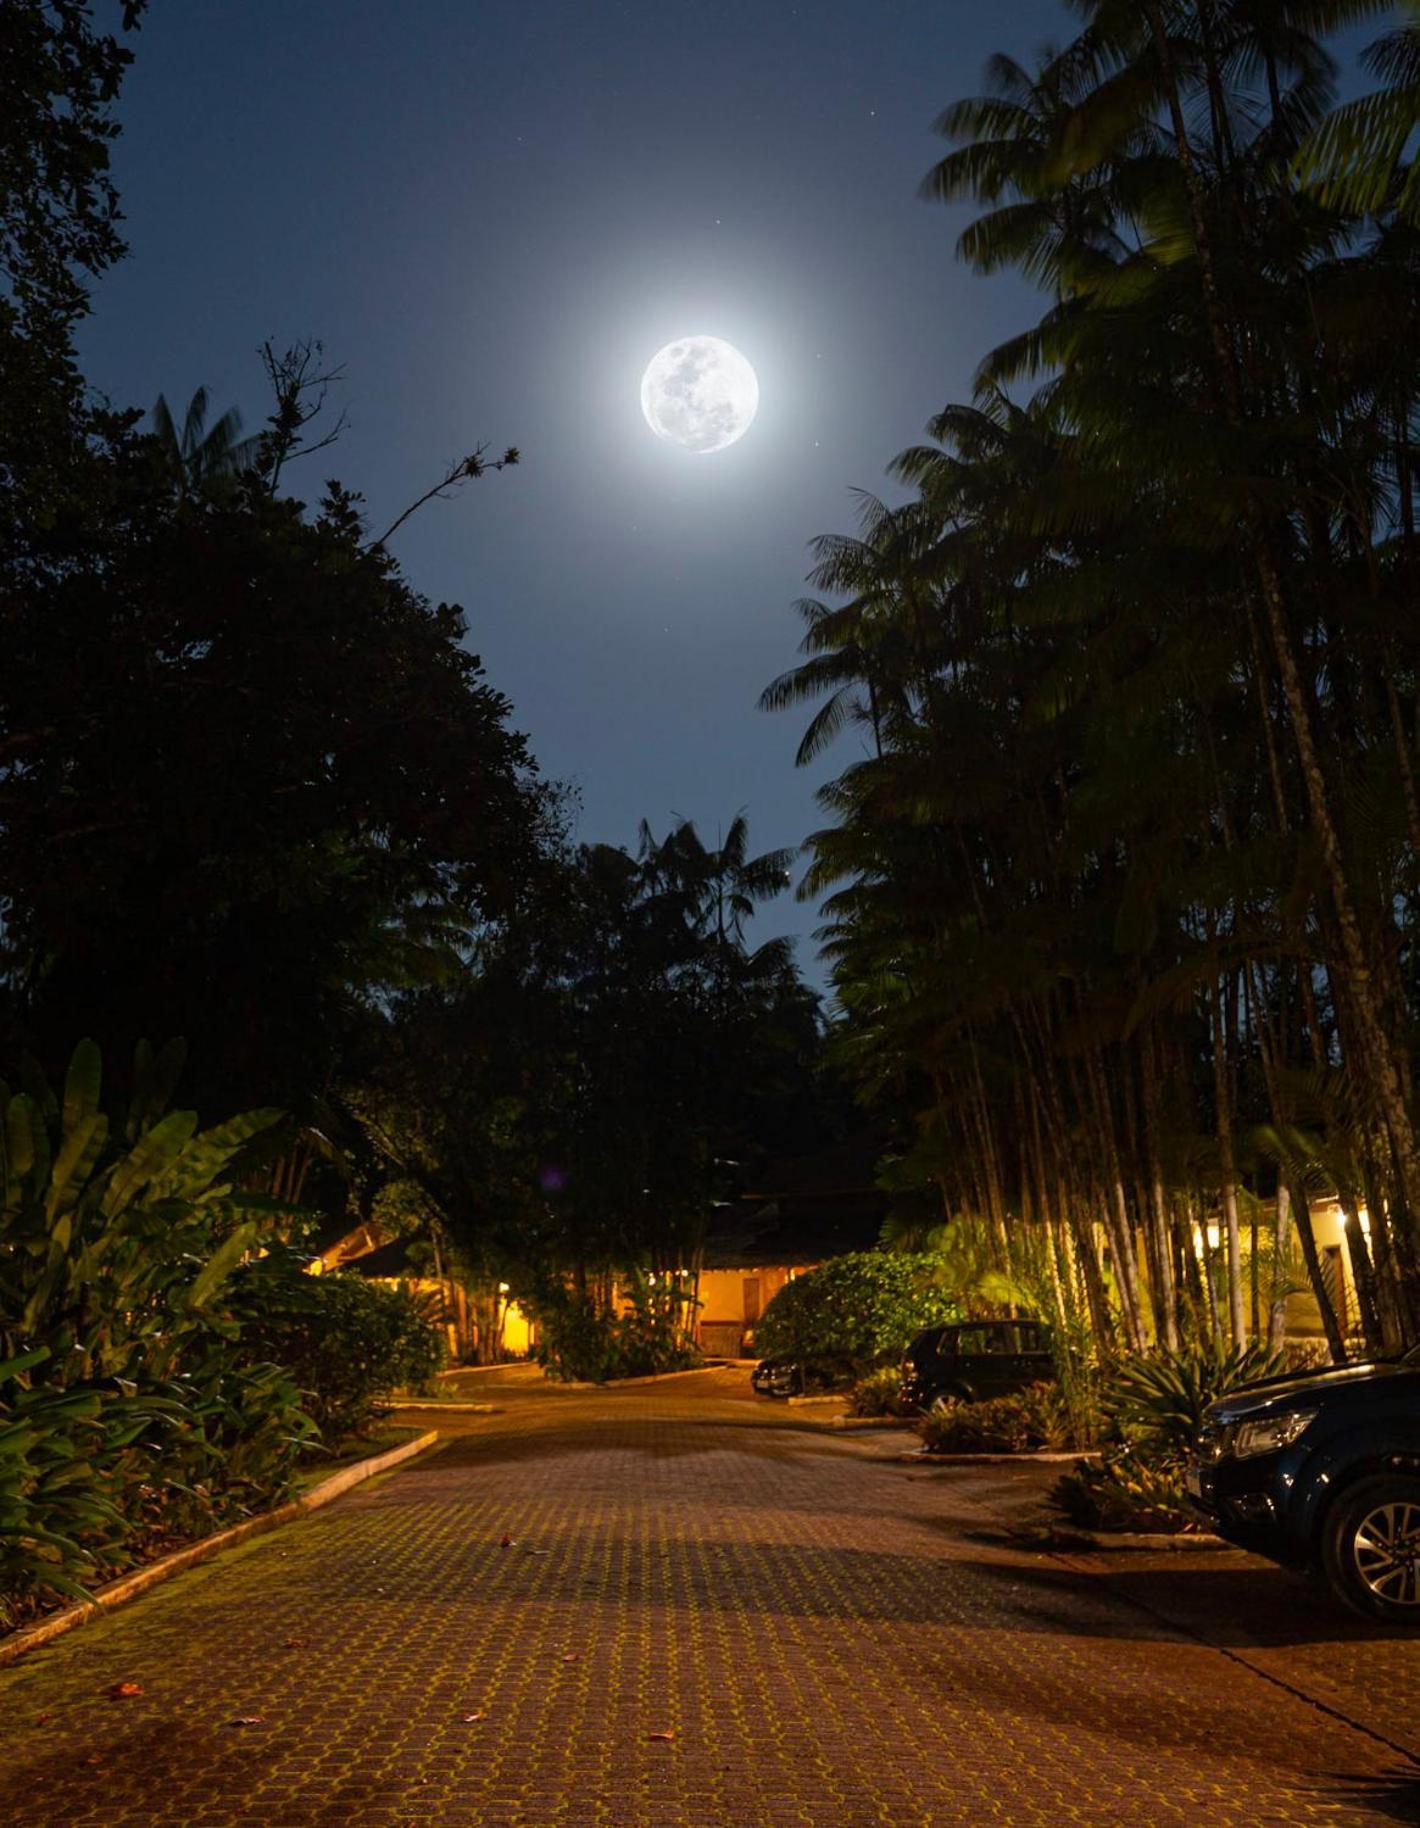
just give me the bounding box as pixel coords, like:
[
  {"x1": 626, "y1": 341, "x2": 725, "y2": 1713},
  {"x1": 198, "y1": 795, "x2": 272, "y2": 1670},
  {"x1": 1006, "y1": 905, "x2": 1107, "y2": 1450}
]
[
  {"x1": 1208, "y1": 974, "x2": 1248, "y2": 1347},
  {"x1": 1266, "y1": 1182, "x2": 1293, "y2": 1355},
  {"x1": 1291, "y1": 1180, "x2": 1348, "y2": 1364}
]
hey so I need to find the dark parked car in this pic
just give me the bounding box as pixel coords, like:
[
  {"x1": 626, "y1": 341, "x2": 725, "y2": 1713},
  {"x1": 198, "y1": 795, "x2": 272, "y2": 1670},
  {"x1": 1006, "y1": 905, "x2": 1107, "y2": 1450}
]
[
  {"x1": 899, "y1": 1321, "x2": 1054, "y2": 1410},
  {"x1": 1188, "y1": 1345, "x2": 1420, "y2": 1623},
  {"x1": 750, "y1": 1358, "x2": 852, "y2": 1399},
  {"x1": 751, "y1": 1358, "x2": 803, "y2": 1398}
]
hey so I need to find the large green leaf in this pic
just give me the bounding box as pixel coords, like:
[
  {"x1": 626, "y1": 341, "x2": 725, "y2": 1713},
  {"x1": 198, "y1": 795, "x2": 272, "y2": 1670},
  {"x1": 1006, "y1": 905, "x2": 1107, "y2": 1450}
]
[
  {"x1": 185, "y1": 1222, "x2": 258, "y2": 1310},
  {"x1": 45, "y1": 1112, "x2": 109, "y2": 1223},
  {"x1": 4, "y1": 1094, "x2": 38, "y2": 1189},
  {"x1": 0, "y1": 1346, "x2": 52, "y2": 1382},
  {"x1": 100, "y1": 1109, "x2": 200, "y2": 1216},
  {"x1": 61, "y1": 1040, "x2": 102, "y2": 1141},
  {"x1": 156, "y1": 1108, "x2": 284, "y2": 1202}
]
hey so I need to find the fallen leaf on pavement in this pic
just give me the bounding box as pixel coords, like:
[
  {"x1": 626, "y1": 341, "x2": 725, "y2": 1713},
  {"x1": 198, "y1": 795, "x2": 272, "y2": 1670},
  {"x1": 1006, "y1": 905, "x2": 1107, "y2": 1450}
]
[
  {"x1": 561, "y1": 1652, "x2": 580, "y2": 1663},
  {"x1": 648, "y1": 1730, "x2": 675, "y2": 1742},
  {"x1": 462, "y1": 1711, "x2": 487, "y2": 1723},
  {"x1": 229, "y1": 1716, "x2": 268, "y2": 1728},
  {"x1": 283, "y1": 1636, "x2": 309, "y2": 1649},
  {"x1": 35, "y1": 1713, "x2": 52, "y2": 1726},
  {"x1": 499, "y1": 1532, "x2": 514, "y2": 1548},
  {"x1": 106, "y1": 1681, "x2": 143, "y2": 1700}
]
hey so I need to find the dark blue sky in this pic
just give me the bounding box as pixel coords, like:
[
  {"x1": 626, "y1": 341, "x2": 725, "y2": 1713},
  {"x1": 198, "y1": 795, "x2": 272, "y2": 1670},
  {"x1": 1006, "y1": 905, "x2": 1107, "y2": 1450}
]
[{"x1": 79, "y1": 1, "x2": 1373, "y2": 981}]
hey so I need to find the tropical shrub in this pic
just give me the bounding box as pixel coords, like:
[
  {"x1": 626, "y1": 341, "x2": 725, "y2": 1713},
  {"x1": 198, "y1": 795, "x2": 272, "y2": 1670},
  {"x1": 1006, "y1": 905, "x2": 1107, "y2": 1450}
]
[
  {"x1": 753, "y1": 1252, "x2": 957, "y2": 1380},
  {"x1": 530, "y1": 1290, "x2": 618, "y2": 1383},
  {"x1": 1, "y1": 1040, "x2": 312, "y2": 1626},
  {"x1": 234, "y1": 1256, "x2": 445, "y2": 1441},
  {"x1": 529, "y1": 1282, "x2": 701, "y2": 1383},
  {"x1": 848, "y1": 1366, "x2": 917, "y2": 1418},
  {"x1": 1052, "y1": 1452, "x2": 1199, "y2": 1536},
  {"x1": 1048, "y1": 1339, "x2": 1284, "y2": 1537},
  {"x1": 613, "y1": 1283, "x2": 701, "y2": 1380},
  {"x1": 919, "y1": 1383, "x2": 1071, "y2": 1454},
  {"x1": 1104, "y1": 1339, "x2": 1283, "y2": 1457}
]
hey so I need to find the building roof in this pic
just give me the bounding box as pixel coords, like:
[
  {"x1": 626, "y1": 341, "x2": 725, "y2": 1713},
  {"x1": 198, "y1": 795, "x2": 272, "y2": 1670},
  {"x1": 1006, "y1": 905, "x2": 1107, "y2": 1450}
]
[
  {"x1": 738, "y1": 1129, "x2": 889, "y2": 1201},
  {"x1": 346, "y1": 1235, "x2": 418, "y2": 1278},
  {"x1": 701, "y1": 1197, "x2": 886, "y2": 1270}
]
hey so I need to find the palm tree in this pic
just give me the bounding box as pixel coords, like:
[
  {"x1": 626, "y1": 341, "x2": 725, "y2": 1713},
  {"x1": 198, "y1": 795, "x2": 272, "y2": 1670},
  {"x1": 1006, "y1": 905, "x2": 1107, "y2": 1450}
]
[
  {"x1": 762, "y1": 5, "x2": 1420, "y2": 1359},
  {"x1": 1296, "y1": 3, "x2": 1420, "y2": 221},
  {"x1": 150, "y1": 386, "x2": 259, "y2": 494}
]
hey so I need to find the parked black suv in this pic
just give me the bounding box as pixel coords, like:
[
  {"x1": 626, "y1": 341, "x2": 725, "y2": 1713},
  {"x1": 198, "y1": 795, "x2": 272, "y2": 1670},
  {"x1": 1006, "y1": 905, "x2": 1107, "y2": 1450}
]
[
  {"x1": 899, "y1": 1321, "x2": 1054, "y2": 1410},
  {"x1": 1188, "y1": 1345, "x2": 1420, "y2": 1622}
]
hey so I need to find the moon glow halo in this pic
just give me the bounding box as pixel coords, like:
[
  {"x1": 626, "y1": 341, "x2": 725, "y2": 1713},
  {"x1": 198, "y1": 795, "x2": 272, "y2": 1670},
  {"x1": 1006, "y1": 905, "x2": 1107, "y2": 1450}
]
[{"x1": 640, "y1": 336, "x2": 759, "y2": 453}]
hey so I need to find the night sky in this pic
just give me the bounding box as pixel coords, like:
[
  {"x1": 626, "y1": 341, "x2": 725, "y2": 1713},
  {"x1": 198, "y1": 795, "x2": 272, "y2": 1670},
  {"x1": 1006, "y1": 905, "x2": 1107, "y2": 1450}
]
[{"x1": 72, "y1": 2, "x2": 1216, "y2": 977}]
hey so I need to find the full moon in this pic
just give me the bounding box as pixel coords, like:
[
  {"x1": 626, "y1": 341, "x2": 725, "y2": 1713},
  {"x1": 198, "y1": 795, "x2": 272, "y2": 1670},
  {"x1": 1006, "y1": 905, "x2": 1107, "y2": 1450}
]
[{"x1": 640, "y1": 336, "x2": 759, "y2": 453}]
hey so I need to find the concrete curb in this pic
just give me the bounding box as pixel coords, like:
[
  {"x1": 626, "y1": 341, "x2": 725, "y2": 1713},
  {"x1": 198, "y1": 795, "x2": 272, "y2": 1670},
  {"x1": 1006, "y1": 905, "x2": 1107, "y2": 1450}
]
[
  {"x1": 389, "y1": 1400, "x2": 498, "y2": 1414},
  {"x1": 0, "y1": 1428, "x2": 440, "y2": 1670},
  {"x1": 555, "y1": 1365, "x2": 726, "y2": 1391},
  {"x1": 1052, "y1": 1528, "x2": 1229, "y2": 1552},
  {"x1": 894, "y1": 1449, "x2": 1103, "y2": 1466},
  {"x1": 827, "y1": 1416, "x2": 917, "y2": 1430}
]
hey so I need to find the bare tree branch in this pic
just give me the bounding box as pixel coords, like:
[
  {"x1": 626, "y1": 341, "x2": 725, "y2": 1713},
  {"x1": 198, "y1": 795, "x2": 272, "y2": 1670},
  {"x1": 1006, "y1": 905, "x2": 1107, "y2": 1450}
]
[
  {"x1": 367, "y1": 444, "x2": 520, "y2": 550},
  {"x1": 257, "y1": 339, "x2": 348, "y2": 494}
]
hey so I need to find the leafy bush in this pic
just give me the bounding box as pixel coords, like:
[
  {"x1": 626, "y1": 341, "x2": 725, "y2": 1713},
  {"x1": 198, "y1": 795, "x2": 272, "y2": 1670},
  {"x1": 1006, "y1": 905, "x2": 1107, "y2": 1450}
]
[
  {"x1": 1052, "y1": 1451, "x2": 1198, "y2": 1535},
  {"x1": 919, "y1": 1383, "x2": 1071, "y2": 1454},
  {"x1": 848, "y1": 1365, "x2": 917, "y2": 1418},
  {"x1": 530, "y1": 1282, "x2": 701, "y2": 1383},
  {"x1": 1048, "y1": 1338, "x2": 1284, "y2": 1537},
  {"x1": 1103, "y1": 1338, "x2": 1282, "y2": 1456},
  {"x1": 753, "y1": 1252, "x2": 957, "y2": 1379},
  {"x1": 1, "y1": 1040, "x2": 313, "y2": 1626},
  {"x1": 235, "y1": 1257, "x2": 445, "y2": 1441},
  {"x1": 613, "y1": 1287, "x2": 702, "y2": 1380}
]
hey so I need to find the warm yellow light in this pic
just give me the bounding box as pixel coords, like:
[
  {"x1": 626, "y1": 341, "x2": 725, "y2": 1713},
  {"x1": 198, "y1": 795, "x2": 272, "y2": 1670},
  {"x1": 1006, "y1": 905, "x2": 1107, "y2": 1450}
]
[{"x1": 498, "y1": 1282, "x2": 510, "y2": 1294}]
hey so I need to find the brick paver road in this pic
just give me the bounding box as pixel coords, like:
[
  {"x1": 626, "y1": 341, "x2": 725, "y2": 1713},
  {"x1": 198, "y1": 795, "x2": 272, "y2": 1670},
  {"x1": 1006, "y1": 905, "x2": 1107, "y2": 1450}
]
[{"x1": 2, "y1": 1367, "x2": 1418, "y2": 1827}]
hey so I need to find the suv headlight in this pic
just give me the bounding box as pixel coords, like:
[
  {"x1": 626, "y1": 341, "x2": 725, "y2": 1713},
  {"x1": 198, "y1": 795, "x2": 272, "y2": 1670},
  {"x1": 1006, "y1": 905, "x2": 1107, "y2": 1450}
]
[{"x1": 1232, "y1": 1407, "x2": 1318, "y2": 1459}]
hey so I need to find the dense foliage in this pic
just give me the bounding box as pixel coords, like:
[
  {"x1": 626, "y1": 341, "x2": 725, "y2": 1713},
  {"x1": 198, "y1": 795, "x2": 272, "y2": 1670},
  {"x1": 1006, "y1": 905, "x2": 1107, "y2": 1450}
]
[
  {"x1": 0, "y1": 6, "x2": 549, "y2": 1131},
  {"x1": 0, "y1": 1042, "x2": 312, "y2": 1624},
  {"x1": 528, "y1": 1276, "x2": 702, "y2": 1384},
  {"x1": 1052, "y1": 1338, "x2": 1289, "y2": 1533},
  {"x1": 753, "y1": 1252, "x2": 957, "y2": 1379},
  {"x1": 237, "y1": 1259, "x2": 445, "y2": 1439},
  {"x1": 349, "y1": 814, "x2": 833, "y2": 1367},
  {"x1": 0, "y1": 1042, "x2": 445, "y2": 1626},
  {"x1": 919, "y1": 1385, "x2": 1071, "y2": 1455},
  {"x1": 767, "y1": 1, "x2": 1420, "y2": 1367},
  {"x1": 847, "y1": 1365, "x2": 918, "y2": 1418},
  {"x1": 1103, "y1": 1339, "x2": 1283, "y2": 1458}
]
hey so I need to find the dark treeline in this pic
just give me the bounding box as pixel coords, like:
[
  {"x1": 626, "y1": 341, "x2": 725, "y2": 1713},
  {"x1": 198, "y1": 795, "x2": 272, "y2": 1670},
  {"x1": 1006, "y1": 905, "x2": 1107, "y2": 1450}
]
[
  {"x1": 766, "y1": 1, "x2": 1420, "y2": 1360},
  {"x1": 0, "y1": 1, "x2": 833, "y2": 1353},
  {"x1": 352, "y1": 815, "x2": 835, "y2": 1368}
]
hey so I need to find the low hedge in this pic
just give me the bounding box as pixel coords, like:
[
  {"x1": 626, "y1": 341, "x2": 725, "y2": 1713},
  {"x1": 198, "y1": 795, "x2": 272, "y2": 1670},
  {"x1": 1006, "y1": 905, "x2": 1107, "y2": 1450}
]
[{"x1": 919, "y1": 1382, "x2": 1071, "y2": 1454}]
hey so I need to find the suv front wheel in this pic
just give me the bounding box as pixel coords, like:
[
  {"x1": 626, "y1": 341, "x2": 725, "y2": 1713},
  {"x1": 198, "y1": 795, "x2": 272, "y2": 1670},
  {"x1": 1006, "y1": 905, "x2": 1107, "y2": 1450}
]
[{"x1": 1321, "y1": 1474, "x2": 1420, "y2": 1624}]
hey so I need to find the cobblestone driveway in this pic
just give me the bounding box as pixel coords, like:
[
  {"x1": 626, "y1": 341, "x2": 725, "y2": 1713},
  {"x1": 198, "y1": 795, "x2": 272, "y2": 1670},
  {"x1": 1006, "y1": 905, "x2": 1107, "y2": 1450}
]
[{"x1": 2, "y1": 1367, "x2": 1417, "y2": 1827}]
